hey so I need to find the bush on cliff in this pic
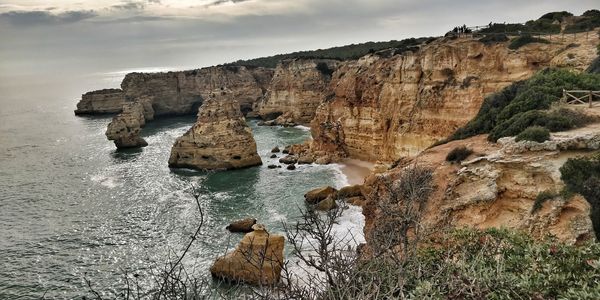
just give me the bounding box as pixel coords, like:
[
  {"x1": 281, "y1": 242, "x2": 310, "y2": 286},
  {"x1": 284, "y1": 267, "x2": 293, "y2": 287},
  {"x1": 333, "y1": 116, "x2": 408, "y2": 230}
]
[
  {"x1": 478, "y1": 34, "x2": 509, "y2": 45},
  {"x1": 515, "y1": 126, "x2": 550, "y2": 143},
  {"x1": 451, "y1": 69, "x2": 600, "y2": 142},
  {"x1": 445, "y1": 146, "x2": 473, "y2": 163},
  {"x1": 560, "y1": 154, "x2": 600, "y2": 239},
  {"x1": 508, "y1": 35, "x2": 550, "y2": 50},
  {"x1": 564, "y1": 10, "x2": 600, "y2": 33}
]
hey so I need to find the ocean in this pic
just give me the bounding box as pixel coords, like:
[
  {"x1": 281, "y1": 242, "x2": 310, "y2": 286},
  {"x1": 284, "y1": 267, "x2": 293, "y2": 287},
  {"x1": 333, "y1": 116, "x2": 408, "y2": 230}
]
[{"x1": 0, "y1": 70, "x2": 365, "y2": 299}]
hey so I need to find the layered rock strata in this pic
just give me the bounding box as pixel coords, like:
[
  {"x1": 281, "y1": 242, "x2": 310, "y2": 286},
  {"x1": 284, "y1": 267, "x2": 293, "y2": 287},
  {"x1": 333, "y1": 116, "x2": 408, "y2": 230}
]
[
  {"x1": 168, "y1": 90, "x2": 262, "y2": 170},
  {"x1": 310, "y1": 32, "x2": 600, "y2": 162},
  {"x1": 361, "y1": 123, "x2": 600, "y2": 255},
  {"x1": 210, "y1": 224, "x2": 285, "y2": 285},
  {"x1": 74, "y1": 89, "x2": 126, "y2": 115},
  {"x1": 256, "y1": 59, "x2": 339, "y2": 124}
]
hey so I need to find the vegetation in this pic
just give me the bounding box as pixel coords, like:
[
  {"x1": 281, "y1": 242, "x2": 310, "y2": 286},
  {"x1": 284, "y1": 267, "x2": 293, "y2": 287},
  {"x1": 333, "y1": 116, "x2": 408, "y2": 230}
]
[
  {"x1": 479, "y1": 15, "x2": 561, "y2": 35},
  {"x1": 226, "y1": 38, "x2": 432, "y2": 68},
  {"x1": 560, "y1": 154, "x2": 600, "y2": 240},
  {"x1": 539, "y1": 11, "x2": 574, "y2": 22},
  {"x1": 315, "y1": 62, "x2": 334, "y2": 77},
  {"x1": 564, "y1": 9, "x2": 600, "y2": 33},
  {"x1": 532, "y1": 190, "x2": 558, "y2": 213},
  {"x1": 508, "y1": 34, "x2": 550, "y2": 50},
  {"x1": 445, "y1": 146, "x2": 473, "y2": 163},
  {"x1": 451, "y1": 69, "x2": 600, "y2": 142},
  {"x1": 478, "y1": 33, "x2": 508, "y2": 45},
  {"x1": 515, "y1": 125, "x2": 550, "y2": 142}
]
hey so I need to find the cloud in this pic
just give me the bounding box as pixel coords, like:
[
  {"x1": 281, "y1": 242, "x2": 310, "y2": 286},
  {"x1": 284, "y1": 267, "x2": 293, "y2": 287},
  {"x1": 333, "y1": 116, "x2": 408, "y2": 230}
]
[
  {"x1": 0, "y1": 10, "x2": 97, "y2": 26},
  {"x1": 205, "y1": 0, "x2": 251, "y2": 7}
]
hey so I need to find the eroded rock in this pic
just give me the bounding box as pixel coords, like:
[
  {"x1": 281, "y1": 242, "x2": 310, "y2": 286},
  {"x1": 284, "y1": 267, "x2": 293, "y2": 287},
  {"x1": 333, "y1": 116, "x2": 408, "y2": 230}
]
[
  {"x1": 105, "y1": 101, "x2": 150, "y2": 149},
  {"x1": 304, "y1": 186, "x2": 337, "y2": 204}
]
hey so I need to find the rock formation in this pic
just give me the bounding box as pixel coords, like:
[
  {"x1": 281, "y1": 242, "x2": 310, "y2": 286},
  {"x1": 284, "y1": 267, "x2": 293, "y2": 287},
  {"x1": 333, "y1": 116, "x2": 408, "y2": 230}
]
[
  {"x1": 121, "y1": 66, "x2": 273, "y2": 117},
  {"x1": 226, "y1": 218, "x2": 257, "y2": 233},
  {"x1": 310, "y1": 32, "x2": 600, "y2": 162},
  {"x1": 168, "y1": 90, "x2": 262, "y2": 170},
  {"x1": 255, "y1": 59, "x2": 339, "y2": 125},
  {"x1": 361, "y1": 121, "x2": 600, "y2": 254},
  {"x1": 74, "y1": 89, "x2": 126, "y2": 115},
  {"x1": 105, "y1": 99, "x2": 154, "y2": 149},
  {"x1": 210, "y1": 224, "x2": 285, "y2": 285}
]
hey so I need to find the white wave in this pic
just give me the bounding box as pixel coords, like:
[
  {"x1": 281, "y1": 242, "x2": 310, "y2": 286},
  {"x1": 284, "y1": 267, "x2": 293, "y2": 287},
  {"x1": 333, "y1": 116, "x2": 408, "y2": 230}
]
[
  {"x1": 90, "y1": 174, "x2": 120, "y2": 189},
  {"x1": 294, "y1": 125, "x2": 311, "y2": 132}
]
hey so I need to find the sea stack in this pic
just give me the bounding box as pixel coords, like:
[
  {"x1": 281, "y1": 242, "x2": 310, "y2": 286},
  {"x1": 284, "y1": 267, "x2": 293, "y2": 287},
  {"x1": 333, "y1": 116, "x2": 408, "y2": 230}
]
[
  {"x1": 168, "y1": 90, "x2": 262, "y2": 170},
  {"x1": 105, "y1": 101, "x2": 151, "y2": 149}
]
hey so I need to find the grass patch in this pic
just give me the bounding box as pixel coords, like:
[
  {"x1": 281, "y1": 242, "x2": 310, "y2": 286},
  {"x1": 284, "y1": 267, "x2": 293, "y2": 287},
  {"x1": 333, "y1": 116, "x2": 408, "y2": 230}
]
[
  {"x1": 508, "y1": 35, "x2": 550, "y2": 50},
  {"x1": 445, "y1": 146, "x2": 473, "y2": 163},
  {"x1": 532, "y1": 190, "x2": 557, "y2": 213},
  {"x1": 515, "y1": 126, "x2": 550, "y2": 143},
  {"x1": 560, "y1": 154, "x2": 600, "y2": 240},
  {"x1": 451, "y1": 69, "x2": 600, "y2": 142}
]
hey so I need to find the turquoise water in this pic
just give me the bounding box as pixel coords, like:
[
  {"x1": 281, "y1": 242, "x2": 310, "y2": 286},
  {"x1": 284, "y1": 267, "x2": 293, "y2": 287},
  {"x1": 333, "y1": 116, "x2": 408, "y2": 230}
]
[{"x1": 0, "y1": 77, "x2": 360, "y2": 299}]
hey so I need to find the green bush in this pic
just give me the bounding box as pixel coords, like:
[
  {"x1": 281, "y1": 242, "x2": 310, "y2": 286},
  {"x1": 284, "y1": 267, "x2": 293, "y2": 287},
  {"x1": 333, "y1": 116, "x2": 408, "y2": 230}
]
[
  {"x1": 445, "y1": 146, "x2": 473, "y2": 163},
  {"x1": 508, "y1": 35, "x2": 550, "y2": 50},
  {"x1": 564, "y1": 10, "x2": 600, "y2": 33},
  {"x1": 315, "y1": 62, "x2": 334, "y2": 77},
  {"x1": 515, "y1": 126, "x2": 550, "y2": 142},
  {"x1": 339, "y1": 228, "x2": 600, "y2": 299},
  {"x1": 451, "y1": 69, "x2": 600, "y2": 142},
  {"x1": 478, "y1": 34, "x2": 509, "y2": 45},
  {"x1": 560, "y1": 154, "x2": 600, "y2": 240},
  {"x1": 539, "y1": 11, "x2": 573, "y2": 21},
  {"x1": 532, "y1": 190, "x2": 557, "y2": 213}
]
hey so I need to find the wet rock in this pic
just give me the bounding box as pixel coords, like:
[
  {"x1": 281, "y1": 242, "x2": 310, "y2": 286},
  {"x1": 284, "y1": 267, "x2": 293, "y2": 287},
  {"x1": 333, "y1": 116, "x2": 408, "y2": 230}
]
[
  {"x1": 304, "y1": 186, "x2": 337, "y2": 204},
  {"x1": 297, "y1": 155, "x2": 315, "y2": 165},
  {"x1": 226, "y1": 218, "x2": 257, "y2": 233},
  {"x1": 210, "y1": 224, "x2": 285, "y2": 285},
  {"x1": 267, "y1": 164, "x2": 279, "y2": 169},
  {"x1": 315, "y1": 195, "x2": 338, "y2": 211},
  {"x1": 337, "y1": 185, "x2": 364, "y2": 199},
  {"x1": 270, "y1": 154, "x2": 277, "y2": 159},
  {"x1": 287, "y1": 164, "x2": 296, "y2": 170},
  {"x1": 279, "y1": 155, "x2": 298, "y2": 165},
  {"x1": 271, "y1": 146, "x2": 281, "y2": 153}
]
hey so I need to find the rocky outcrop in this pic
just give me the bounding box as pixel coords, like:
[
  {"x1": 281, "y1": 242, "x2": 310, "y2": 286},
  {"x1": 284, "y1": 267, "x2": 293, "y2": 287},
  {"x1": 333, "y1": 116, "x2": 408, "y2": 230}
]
[
  {"x1": 210, "y1": 224, "x2": 285, "y2": 285},
  {"x1": 361, "y1": 124, "x2": 600, "y2": 254},
  {"x1": 310, "y1": 32, "x2": 600, "y2": 162},
  {"x1": 121, "y1": 66, "x2": 273, "y2": 117},
  {"x1": 304, "y1": 186, "x2": 337, "y2": 204},
  {"x1": 74, "y1": 89, "x2": 126, "y2": 115},
  {"x1": 255, "y1": 59, "x2": 339, "y2": 124},
  {"x1": 105, "y1": 99, "x2": 154, "y2": 149},
  {"x1": 226, "y1": 218, "x2": 257, "y2": 233},
  {"x1": 168, "y1": 90, "x2": 262, "y2": 170}
]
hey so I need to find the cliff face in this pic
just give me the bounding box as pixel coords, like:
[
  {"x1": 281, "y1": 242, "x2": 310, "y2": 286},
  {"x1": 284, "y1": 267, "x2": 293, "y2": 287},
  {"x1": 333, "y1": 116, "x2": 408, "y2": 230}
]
[
  {"x1": 74, "y1": 89, "x2": 126, "y2": 115},
  {"x1": 361, "y1": 122, "x2": 600, "y2": 254},
  {"x1": 121, "y1": 66, "x2": 273, "y2": 117},
  {"x1": 168, "y1": 90, "x2": 262, "y2": 170},
  {"x1": 310, "y1": 33, "x2": 599, "y2": 162},
  {"x1": 255, "y1": 59, "x2": 339, "y2": 124}
]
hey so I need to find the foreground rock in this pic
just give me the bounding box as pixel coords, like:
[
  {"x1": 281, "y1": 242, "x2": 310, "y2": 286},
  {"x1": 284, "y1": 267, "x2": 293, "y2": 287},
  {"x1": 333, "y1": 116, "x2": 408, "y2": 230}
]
[
  {"x1": 74, "y1": 89, "x2": 126, "y2": 115},
  {"x1": 226, "y1": 218, "x2": 257, "y2": 233},
  {"x1": 210, "y1": 224, "x2": 285, "y2": 285},
  {"x1": 105, "y1": 101, "x2": 151, "y2": 149},
  {"x1": 304, "y1": 186, "x2": 337, "y2": 204},
  {"x1": 168, "y1": 91, "x2": 262, "y2": 170}
]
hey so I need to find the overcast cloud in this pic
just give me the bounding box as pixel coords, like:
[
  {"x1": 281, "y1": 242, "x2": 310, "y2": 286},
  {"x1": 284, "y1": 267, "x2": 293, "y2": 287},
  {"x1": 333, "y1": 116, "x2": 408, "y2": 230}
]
[{"x1": 0, "y1": 0, "x2": 598, "y2": 90}]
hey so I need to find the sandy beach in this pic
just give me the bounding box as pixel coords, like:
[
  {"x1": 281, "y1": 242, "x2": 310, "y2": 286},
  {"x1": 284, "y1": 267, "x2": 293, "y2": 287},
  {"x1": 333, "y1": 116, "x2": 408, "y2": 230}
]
[{"x1": 339, "y1": 158, "x2": 375, "y2": 185}]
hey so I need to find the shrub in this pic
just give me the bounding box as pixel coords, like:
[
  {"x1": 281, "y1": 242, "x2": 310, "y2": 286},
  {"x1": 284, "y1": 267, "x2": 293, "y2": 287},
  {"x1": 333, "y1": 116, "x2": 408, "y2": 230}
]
[
  {"x1": 478, "y1": 34, "x2": 508, "y2": 45},
  {"x1": 508, "y1": 35, "x2": 550, "y2": 50},
  {"x1": 446, "y1": 146, "x2": 473, "y2": 163},
  {"x1": 539, "y1": 11, "x2": 573, "y2": 21},
  {"x1": 564, "y1": 10, "x2": 600, "y2": 33},
  {"x1": 315, "y1": 62, "x2": 334, "y2": 77},
  {"x1": 515, "y1": 126, "x2": 550, "y2": 142},
  {"x1": 451, "y1": 69, "x2": 600, "y2": 142},
  {"x1": 560, "y1": 154, "x2": 600, "y2": 239},
  {"x1": 532, "y1": 190, "x2": 557, "y2": 213}
]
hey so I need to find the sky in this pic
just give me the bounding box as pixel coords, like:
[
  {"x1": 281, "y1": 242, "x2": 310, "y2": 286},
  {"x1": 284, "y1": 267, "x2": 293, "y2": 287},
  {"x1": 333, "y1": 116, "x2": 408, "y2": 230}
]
[{"x1": 0, "y1": 0, "x2": 598, "y2": 90}]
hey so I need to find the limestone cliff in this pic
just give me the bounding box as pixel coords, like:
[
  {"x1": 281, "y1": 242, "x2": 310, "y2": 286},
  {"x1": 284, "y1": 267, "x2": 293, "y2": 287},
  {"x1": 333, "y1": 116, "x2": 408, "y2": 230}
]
[
  {"x1": 74, "y1": 89, "x2": 126, "y2": 115},
  {"x1": 310, "y1": 32, "x2": 599, "y2": 162},
  {"x1": 121, "y1": 66, "x2": 273, "y2": 117},
  {"x1": 168, "y1": 90, "x2": 262, "y2": 170},
  {"x1": 361, "y1": 121, "x2": 600, "y2": 254},
  {"x1": 255, "y1": 59, "x2": 339, "y2": 124}
]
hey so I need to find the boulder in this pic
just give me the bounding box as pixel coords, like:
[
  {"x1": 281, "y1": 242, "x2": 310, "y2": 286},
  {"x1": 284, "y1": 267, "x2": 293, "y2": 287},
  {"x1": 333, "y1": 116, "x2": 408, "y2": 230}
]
[
  {"x1": 315, "y1": 195, "x2": 338, "y2": 211},
  {"x1": 337, "y1": 185, "x2": 364, "y2": 199},
  {"x1": 270, "y1": 154, "x2": 277, "y2": 159},
  {"x1": 297, "y1": 155, "x2": 315, "y2": 165},
  {"x1": 168, "y1": 91, "x2": 262, "y2": 170},
  {"x1": 226, "y1": 218, "x2": 257, "y2": 233},
  {"x1": 345, "y1": 196, "x2": 367, "y2": 207},
  {"x1": 279, "y1": 155, "x2": 298, "y2": 165},
  {"x1": 271, "y1": 146, "x2": 281, "y2": 153},
  {"x1": 304, "y1": 186, "x2": 337, "y2": 204},
  {"x1": 210, "y1": 224, "x2": 285, "y2": 286},
  {"x1": 315, "y1": 155, "x2": 332, "y2": 165},
  {"x1": 267, "y1": 164, "x2": 280, "y2": 169},
  {"x1": 287, "y1": 164, "x2": 296, "y2": 170}
]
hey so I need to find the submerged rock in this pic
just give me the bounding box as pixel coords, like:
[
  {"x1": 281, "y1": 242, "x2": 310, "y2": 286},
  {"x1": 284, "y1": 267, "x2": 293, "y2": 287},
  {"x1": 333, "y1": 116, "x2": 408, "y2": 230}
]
[
  {"x1": 210, "y1": 224, "x2": 285, "y2": 285},
  {"x1": 168, "y1": 91, "x2": 262, "y2": 170},
  {"x1": 304, "y1": 186, "x2": 337, "y2": 204},
  {"x1": 270, "y1": 154, "x2": 277, "y2": 159},
  {"x1": 226, "y1": 218, "x2": 257, "y2": 233},
  {"x1": 105, "y1": 101, "x2": 150, "y2": 149}
]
